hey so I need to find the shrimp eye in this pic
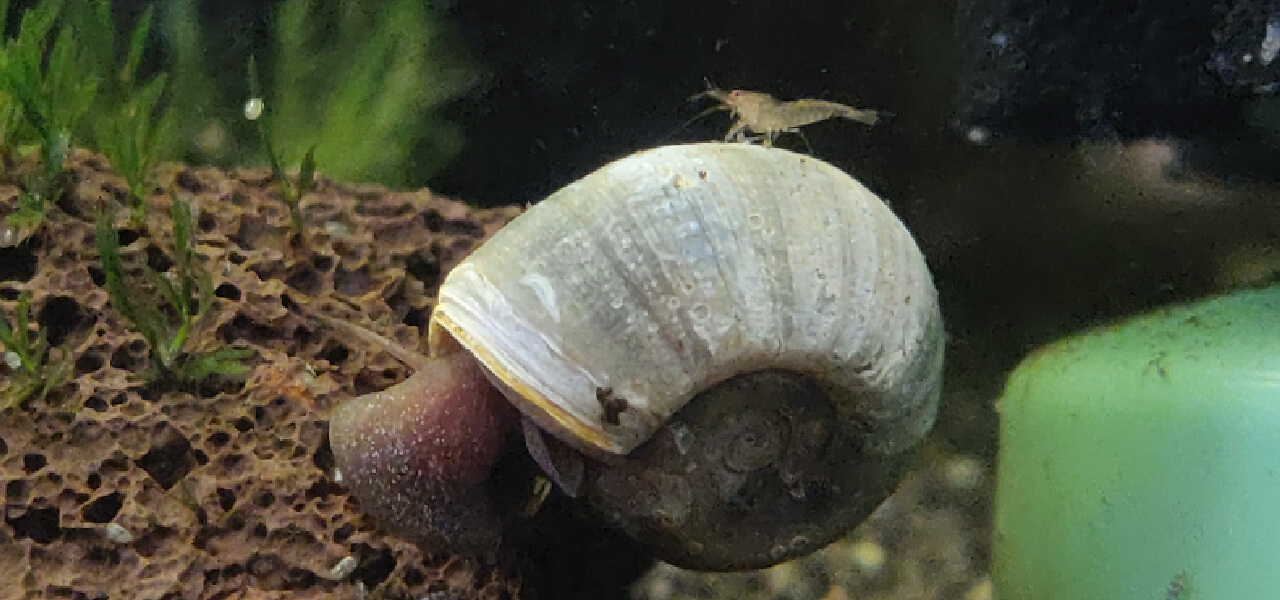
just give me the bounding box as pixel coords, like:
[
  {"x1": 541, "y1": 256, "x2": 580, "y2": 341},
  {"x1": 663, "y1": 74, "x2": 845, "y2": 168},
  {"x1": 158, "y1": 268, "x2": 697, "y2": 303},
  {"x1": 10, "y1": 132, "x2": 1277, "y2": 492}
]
[{"x1": 729, "y1": 90, "x2": 742, "y2": 98}]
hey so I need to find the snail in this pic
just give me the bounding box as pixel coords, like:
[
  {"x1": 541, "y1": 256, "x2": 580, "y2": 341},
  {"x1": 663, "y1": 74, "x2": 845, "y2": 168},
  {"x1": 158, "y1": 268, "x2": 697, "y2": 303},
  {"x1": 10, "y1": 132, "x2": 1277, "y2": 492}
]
[{"x1": 325, "y1": 142, "x2": 944, "y2": 571}]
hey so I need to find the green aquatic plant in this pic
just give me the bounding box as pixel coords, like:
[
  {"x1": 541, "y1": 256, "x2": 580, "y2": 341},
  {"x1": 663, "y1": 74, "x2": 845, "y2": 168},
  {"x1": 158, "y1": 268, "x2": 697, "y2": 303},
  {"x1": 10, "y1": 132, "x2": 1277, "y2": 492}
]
[
  {"x1": 246, "y1": 56, "x2": 315, "y2": 237},
  {"x1": 95, "y1": 195, "x2": 253, "y2": 384},
  {"x1": 160, "y1": 0, "x2": 474, "y2": 187},
  {"x1": 268, "y1": 0, "x2": 473, "y2": 185},
  {"x1": 78, "y1": 2, "x2": 174, "y2": 223},
  {"x1": 1, "y1": 0, "x2": 174, "y2": 227},
  {"x1": 0, "y1": 0, "x2": 98, "y2": 228},
  {"x1": 0, "y1": 290, "x2": 71, "y2": 407}
]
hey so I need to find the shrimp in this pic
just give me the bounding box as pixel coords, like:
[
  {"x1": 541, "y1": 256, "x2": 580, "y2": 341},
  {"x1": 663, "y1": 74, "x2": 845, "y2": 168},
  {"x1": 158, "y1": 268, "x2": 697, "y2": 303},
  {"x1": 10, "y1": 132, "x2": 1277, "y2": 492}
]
[{"x1": 689, "y1": 88, "x2": 886, "y2": 147}]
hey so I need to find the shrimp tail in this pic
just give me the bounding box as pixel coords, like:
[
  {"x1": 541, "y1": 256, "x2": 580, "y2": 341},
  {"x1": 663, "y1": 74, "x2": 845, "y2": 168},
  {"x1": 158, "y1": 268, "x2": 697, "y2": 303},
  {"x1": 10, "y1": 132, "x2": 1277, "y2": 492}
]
[{"x1": 834, "y1": 105, "x2": 887, "y2": 126}]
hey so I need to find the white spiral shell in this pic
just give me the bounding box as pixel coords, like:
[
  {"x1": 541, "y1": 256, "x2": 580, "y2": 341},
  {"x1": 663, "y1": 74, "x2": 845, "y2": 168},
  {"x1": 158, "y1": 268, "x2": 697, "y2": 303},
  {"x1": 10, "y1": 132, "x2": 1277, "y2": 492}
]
[{"x1": 429, "y1": 142, "x2": 943, "y2": 458}]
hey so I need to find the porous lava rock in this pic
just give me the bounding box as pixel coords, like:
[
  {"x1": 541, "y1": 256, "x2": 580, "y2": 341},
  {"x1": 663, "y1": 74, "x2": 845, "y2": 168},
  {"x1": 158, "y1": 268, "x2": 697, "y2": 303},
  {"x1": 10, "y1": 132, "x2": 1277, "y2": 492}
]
[{"x1": 0, "y1": 149, "x2": 648, "y2": 600}]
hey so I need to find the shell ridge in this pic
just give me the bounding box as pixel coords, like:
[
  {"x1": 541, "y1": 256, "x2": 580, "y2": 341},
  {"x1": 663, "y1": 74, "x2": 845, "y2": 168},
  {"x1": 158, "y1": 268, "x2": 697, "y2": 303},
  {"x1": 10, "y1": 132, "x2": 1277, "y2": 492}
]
[
  {"x1": 673, "y1": 151, "x2": 746, "y2": 376},
  {"x1": 728, "y1": 154, "x2": 786, "y2": 366},
  {"x1": 548, "y1": 160, "x2": 707, "y2": 440},
  {"x1": 686, "y1": 151, "x2": 755, "y2": 373}
]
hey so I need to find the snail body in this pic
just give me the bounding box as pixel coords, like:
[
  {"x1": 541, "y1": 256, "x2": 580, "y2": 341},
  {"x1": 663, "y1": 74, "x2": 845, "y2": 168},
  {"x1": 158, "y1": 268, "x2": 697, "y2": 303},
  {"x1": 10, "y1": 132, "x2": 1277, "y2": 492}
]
[{"x1": 328, "y1": 143, "x2": 944, "y2": 571}]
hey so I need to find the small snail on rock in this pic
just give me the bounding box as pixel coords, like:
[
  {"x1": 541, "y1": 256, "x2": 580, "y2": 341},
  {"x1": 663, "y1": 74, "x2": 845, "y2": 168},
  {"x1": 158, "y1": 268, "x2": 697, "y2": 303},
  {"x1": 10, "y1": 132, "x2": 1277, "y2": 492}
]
[{"x1": 326, "y1": 142, "x2": 944, "y2": 571}]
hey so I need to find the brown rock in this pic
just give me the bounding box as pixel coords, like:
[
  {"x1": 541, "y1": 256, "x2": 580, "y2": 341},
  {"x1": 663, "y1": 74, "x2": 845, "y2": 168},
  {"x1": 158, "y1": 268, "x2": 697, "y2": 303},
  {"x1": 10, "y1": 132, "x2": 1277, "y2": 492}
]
[{"x1": 0, "y1": 150, "x2": 648, "y2": 600}]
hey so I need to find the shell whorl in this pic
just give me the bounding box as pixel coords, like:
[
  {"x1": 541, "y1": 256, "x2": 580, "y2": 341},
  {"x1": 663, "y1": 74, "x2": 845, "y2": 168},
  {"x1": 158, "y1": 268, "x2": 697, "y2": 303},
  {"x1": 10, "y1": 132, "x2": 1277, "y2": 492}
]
[{"x1": 430, "y1": 142, "x2": 942, "y2": 458}]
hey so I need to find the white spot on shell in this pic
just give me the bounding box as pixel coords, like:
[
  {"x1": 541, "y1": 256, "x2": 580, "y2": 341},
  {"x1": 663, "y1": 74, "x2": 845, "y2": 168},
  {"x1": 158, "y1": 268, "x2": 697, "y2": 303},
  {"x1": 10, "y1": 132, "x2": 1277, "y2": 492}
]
[
  {"x1": 519, "y1": 273, "x2": 561, "y2": 323},
  {"x1": 4, "y1": 351, "x2": 21, "y2": 369}
]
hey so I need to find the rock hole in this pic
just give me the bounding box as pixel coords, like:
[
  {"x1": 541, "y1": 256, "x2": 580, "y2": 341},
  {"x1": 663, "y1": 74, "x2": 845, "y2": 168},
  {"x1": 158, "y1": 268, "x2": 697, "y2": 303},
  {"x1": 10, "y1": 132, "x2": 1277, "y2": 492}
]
[
  {"x1": 284, "y1": 265, "x2": 323, "y2": 296},
  {"x1": 36, "y1": 296, "x2": 85, "y2": 346},
  {"x1": 306, "y1": 479, "x2": 344, "y2": 501},
  {"x1": 0, "y1": 239, "x2": 39, "y2": 282},
  {"x1": 59, "y1": 488, "x2": 90, "y2": 506},
  {"x1": 403, "y1": 567, "x2": 425, "y2": 587},
  {"x1": 316, "y1": 341, "x2": 349, "y2": 365},
  {"x1": 84, "y1": 545, "x2": 122, "y2": 566},
  {"x1": 135, "y1": 429, "x2": 200, "y2": 490},
  {"x1": 312, "y1": 436, "x2": 334, "y2": 473},
  {"x1": 333, "y1": 522, "x2": 354, "y2": 544},
  {"x1": 99, "y1": 454, "x2": 130, "y2": 478},
  {"x1": 22, "y1": 453, "x2": 47, "y2": 473},
  {"x1": 144, "y1": 245, "x2": 172, "y2": 274},
  {"x1": 110, "y1": 341, "x2": 148, "y2": 372},
  {"x1": 6, "y1": 480, "x2": 26, "y2": 500},
  {"x1": 174, "y1": 168, "x2": 206, "y2": 193},
  {"x1": 214, "y1": 283, "x2": 241, "y2": 301},
  {"x1": 7, "y1": 507, "x2": 60, "y2": 543},
  {"x1": 133, "y1": 525, "x2": 173, "y2": 557},
  {"x1": 404, "y1": 251, "x2": 441, "y2": 287},
  {"x1": 87, "y1": 265, "x2": 106, "y2": 286},
  {"x1": 116, "y1": 229, "x2": 140, "y2": 246},
  {"x1": 403, "y1": 306, "x2": 430, "y2": 328},
  {"x1": 219, "y1": 314, "x2": 281, "y2": 345},
  {"x1": 207, "y1": 431, "x2": 231, "y2": 448},
  {"x1": 197, "y1": 211, "x2": 218, "y2": 233},
  {"x1": 351, "y1": 544, "x2": 396, "y2": 589},
  {"x1": 311, "y1": 254, "x2": 335, "y2": 272},
  {"x1": 82, "y1": 492, "x2": 124, "y2": 523},
  {"x1": 385, "y1": 285, "x2": 411, "y2": 319},
  {"x1": 333, "y1": 266, "x2": 371, "y2": 296},
  {"x1": 75, "y1": 350, "x2": 105, "y2": 376},
  {"x1": 422, "y1": 210, "x2": 483, "y2": 237},
  {"x1": 217, "y1": 488, "x2": 236, "y2": 511}
]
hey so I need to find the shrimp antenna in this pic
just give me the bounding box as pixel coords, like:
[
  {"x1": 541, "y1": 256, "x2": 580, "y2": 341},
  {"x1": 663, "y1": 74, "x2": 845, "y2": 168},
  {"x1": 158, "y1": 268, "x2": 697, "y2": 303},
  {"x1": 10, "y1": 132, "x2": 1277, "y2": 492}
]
[
  {"x1": 657, "y1": 82, "x2": 732, "y2": 144},
  {"x1": 686, "y1": 77, "x2": 723, "y2": 103},
  {"x1": 656, "y1": 105, "x2": 729, "y2": 144}
]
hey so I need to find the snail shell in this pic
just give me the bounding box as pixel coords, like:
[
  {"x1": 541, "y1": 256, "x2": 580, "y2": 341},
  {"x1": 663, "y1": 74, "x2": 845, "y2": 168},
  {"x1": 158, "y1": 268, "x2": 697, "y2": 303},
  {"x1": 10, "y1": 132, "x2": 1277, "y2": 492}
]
[
  {"x1": 431, "y1": 142, "x2": 941, "y2": 459},
  {"x1": 329, "y1": 142, "x2": 943, "y2": 571}
]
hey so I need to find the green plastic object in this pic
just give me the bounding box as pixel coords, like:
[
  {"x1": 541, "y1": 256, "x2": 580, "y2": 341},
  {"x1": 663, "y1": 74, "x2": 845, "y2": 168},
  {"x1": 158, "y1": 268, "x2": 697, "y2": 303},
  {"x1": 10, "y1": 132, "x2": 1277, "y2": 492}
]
[{"x1": 993, "y1": 285, "x2": 1280, "y2": 600}]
